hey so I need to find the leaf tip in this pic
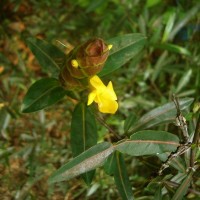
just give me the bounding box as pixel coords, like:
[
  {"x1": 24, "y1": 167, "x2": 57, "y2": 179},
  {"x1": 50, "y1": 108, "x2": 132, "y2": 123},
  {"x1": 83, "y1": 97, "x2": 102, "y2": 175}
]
[{"x1": 21, "y1": 104, "x2": 27, "y2": 113}]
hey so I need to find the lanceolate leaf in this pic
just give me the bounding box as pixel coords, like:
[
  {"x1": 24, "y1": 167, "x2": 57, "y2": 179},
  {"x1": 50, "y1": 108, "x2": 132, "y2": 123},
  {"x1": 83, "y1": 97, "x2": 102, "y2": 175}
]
[
  {"x1": 99, "y1": 33, "x2": 147, "y2": 76},
  {"x1": 21, "y1": 78, "x2": 66, "y2": 113},
  {"x1": 115, "y1": 130, "x2": 179, "y2": 156},
  {"x1": 71, "y1": 103, "x2": 97, "y2": 156},
  {"x1": 48, "y1": 142, "x2": 114, "y2": 184},
  {"x1": 104, "y1": 152, "x2": 134, "y2": 199},
  {"x1": 171, "y1": 170, "x2": 194, "y2": 200},
  {"x1": 71, "y1": 103, "x2": 98, "y2": 184},
  {"x1": 26, "y1": 38, "x2": 66, "y2": 76},
  {"x1": 162, "y1": 13, "x2": 176, "y2": 42},
  {"x1": 175, "y1": 69, "x2": 192, "y2": 93},
  {"x1": 154, "y1": 184, "x2": 162, "y2": 200},
  {"x1": 127, "y1": 98, "x2": 194, "y2": 135},
  {"x1": 124, "y1": 113, "x2": 137, "y2": 133},
  {"x1": 154, "y1": 43, "x2": 191, "y2": 56},
  {"x1": 104, "y1": 153, "x2": 115, "y2": 175},
  {"x1": 113, "y1": 152, "x2": 134, "y2": 200}
]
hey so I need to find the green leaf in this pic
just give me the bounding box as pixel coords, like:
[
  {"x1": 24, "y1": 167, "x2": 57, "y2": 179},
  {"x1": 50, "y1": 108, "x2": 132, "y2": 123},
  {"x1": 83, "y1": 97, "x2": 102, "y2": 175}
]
[
  {"x1": 86, "y1": 0, "x2": 105, "y2": 13},
  {"x1": 21, "y1": 78, "x2": 66, "y2": 113},
  {"x1": 48, "y1": 142, "x2": 114, "y2": 184},
  {"x1": 104, "y1": 152, "x2": 134, "y2": 199},
  {"x1": 169, "y1": 4, "x2": 200, "y2": 40},
  {"x1": 162, "y1": 13, "x2": 176, "y2": 42},
  {"x1": 71, "y1": 103, "x2": 98, "y2": 185},
  {"x1": 151, "y1": 51, "x2": 174, "y2": 82},
  {"x1": 146, "y1": 177, "x2": 163, "y2": 193},
  {"x1": 71, "y1": 103, "x2": 98, "y2": 156},
  {"x1": 115, "y1": 130, "x2": 179, "y2": 156},
  {"x1": 127, "y1": 98, "x2": 194, "y2": 134},
  {"x1": 113, "y1": 152, "x2": 134, "y2": 200},
  {"x1": 99, "y1": 33, "x2": 147, "y2": 76},
  {"x1": 175, "y1": 69, "x2": 192, "y2": 93},
  {"x1": 26, "y1": 38, "x2": 66, "y2": 76},
  {"x1": 154, "y1": 184, "x2": 162, "y2": 200},
  {"x1": 0, "y1": 108, "x2": 10, "y2": 131},
  {"x1": 171, "y1": 170, "x2": 194, "y2": 200},
  {"x1": 124, "y1": 113, "x2": 137, "y2": 133},
  {"x1": 103, "y1": 153, "x2": 115, "y2": 175},
  {"x1": 146, "y1": 0, "x2": 161, "y2": 7},
  {"x1": 0, "y1": 147, "x2": 14, "y2": 159},
  {"x1": 155, "y1": 43, "x2": 191, "y2": 56}
]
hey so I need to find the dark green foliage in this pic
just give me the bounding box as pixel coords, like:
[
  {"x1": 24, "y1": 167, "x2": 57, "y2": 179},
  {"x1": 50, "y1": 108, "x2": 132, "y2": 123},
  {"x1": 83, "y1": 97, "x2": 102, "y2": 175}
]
[
  {"x1": 21, "y1": 78, "x2": 67, "y2": 113},
  {"x1": 71, "y1": 103, "x2": 98, "y2": 185},
  {"x1": 0, "y1": 0, "x2": 200, "y2": 199},
  {"x1": 26, "y1": 38, "x2": 66, "y2": 76}
]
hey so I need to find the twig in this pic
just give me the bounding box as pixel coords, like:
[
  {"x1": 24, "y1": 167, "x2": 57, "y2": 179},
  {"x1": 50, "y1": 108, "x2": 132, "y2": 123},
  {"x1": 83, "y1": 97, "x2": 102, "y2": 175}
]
[
  {"x1": 158, "y1": 142, "x2": 191, "y2": 175},
  {"x1": 190, "y1": 113, "x2": 200, "y2": 168},
  {"x1": 172, "y1": 94, "x2": 189, "y2": 142},
  {"x1": 158, "y1": 95, "x2": 191, "y2": 175}
]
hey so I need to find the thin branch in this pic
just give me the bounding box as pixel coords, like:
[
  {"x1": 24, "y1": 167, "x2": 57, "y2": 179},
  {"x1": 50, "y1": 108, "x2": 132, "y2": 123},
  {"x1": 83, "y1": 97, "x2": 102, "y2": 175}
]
[
  {"x1": 158, "y1": 95, "x2": 191, "y2": 175},
  {"x1": 158, "y1": 142, "x2": 191, "y2": 175},
  {"x1": 94, "y1": 112, "x2": 121, "y2": 140},
  {"x1": 172, "y1": 94, "x2": 189, "y2": 142}
]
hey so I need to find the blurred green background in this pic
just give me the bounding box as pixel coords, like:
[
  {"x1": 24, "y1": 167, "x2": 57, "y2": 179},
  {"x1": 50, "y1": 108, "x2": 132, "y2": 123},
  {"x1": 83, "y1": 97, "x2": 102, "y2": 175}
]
[{"x1": 0, "y1": 0, "x2": 199, "y2": 199}]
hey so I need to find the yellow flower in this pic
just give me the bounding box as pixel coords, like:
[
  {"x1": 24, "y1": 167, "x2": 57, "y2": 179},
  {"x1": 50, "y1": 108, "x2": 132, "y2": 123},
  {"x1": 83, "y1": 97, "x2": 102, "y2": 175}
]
[{"x1": 87, "y1": 75, "x2": 118, "y2": 114}]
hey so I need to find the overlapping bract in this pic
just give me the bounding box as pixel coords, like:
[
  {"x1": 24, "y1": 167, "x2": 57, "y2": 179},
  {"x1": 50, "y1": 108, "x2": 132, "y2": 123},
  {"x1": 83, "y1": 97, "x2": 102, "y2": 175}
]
[{"x1": 60, "y1": 38, "x2": 110, "y2": 91}]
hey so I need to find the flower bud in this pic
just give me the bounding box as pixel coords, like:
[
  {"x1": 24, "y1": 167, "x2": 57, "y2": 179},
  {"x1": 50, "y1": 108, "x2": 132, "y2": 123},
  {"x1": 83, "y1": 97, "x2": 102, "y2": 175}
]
[
  {"x1": 59, "y1": 66, "x2": 85, "y2": 91},
  {"x1": 59, "y1": 38, "x2": 111, "y2": 90},
  {"x1": 66, "y1": 38, "x2": 110, "y2": 77}
]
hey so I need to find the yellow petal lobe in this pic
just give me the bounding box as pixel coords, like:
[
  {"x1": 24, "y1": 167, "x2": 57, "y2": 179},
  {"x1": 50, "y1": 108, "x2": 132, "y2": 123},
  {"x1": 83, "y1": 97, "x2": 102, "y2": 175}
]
[
  {"x1": 87, "y1": 91, "x2": 97, "y2": 105},
  {"x1": 87, "y1": 75, "x2": 118, "y2": 114},
  {"x1": 89, "y1": 75, "x2": 105, "y2": 89}
]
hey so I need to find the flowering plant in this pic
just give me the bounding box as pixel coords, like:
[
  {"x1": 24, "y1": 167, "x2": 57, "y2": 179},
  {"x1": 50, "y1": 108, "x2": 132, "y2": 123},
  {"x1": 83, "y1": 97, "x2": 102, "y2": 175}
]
[{"x1": 21, "y1": 34, "x2": 198, "y2": 200}]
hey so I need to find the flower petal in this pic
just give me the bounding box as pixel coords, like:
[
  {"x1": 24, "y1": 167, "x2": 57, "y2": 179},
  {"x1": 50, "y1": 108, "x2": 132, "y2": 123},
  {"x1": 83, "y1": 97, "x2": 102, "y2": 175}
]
[
  {"x1": 87, "y1": 91, "x2": 97, "y2": 105},
  {"x1": 89, "y1": 75, "x2": 105, "y2": 90},
  {"x1": 107, "y1": 81, "x2": 117, "y2": 100},
  {"x1": 87, "y1": 75, "x2": 118, "y2": 114},
  {"x1": 98, "y1": 97, "x2": 118, "y2": 114}
]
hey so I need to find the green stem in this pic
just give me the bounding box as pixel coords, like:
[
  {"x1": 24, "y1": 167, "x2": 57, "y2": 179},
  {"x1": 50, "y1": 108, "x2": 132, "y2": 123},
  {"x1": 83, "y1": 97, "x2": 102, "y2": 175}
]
[{"x1": 94, "y1": 112, "x2": 121, "y2": 140}]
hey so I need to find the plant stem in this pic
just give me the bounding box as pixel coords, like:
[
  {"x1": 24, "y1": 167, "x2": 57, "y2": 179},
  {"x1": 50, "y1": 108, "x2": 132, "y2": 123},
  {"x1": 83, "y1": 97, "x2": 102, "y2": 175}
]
[
  {"x1": 94, "y1": 113, "x2": 121, "y2": 140},
  {"x1": 172, "y1": 94, "x2": 189, "y2": 142}
]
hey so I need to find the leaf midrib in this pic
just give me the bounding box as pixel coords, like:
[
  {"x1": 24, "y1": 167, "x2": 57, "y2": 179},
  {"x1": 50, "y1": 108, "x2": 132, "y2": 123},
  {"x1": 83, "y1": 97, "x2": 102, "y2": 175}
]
[
  {"x1": 116, "y1": 139, "x2": 179, "y2": 147},
  {"x1": 172, "y1": 170, "x2": 194, "y2": 200},
  {"x1": 28, "y1": 40, "x2": 60, "y2": 70},
  {"x1": 109, "y1": 36, "x2": 146, "y2": 57},
  {"x1": 49, "y1": 146, "x2": 114, "y2": 183},
  {"x1": 82, "y1": 104, "x2": 86, "y2": 151},
  {"x1": 116, "y1": 153, "x2": 131, "y2": 200},
  {"x1": 23, "y1": 84, "x2": 59, "y2": 111},
  {"x1": 128, "y1": 99, "x2": 192, "y2": 133}
]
